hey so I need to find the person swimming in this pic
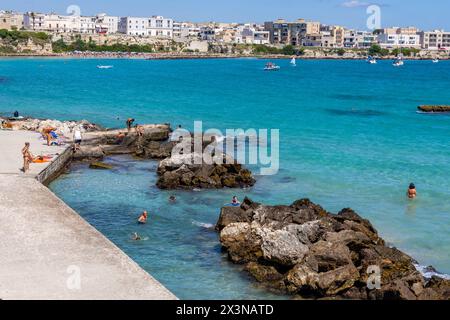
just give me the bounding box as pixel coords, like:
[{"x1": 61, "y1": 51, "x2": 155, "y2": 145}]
[
  {"x1": 231, "y1": 196, "x2": 240, "y2": 206},
  {"x1": 132, "y1": 232, "x2": 142, "y2": 241},
  {"x1": 407, "y1": 183, "x2": 417, "y2": 199},
  {"x1": 169, "y1": 195, "x2": 176, "y2": 203},
  {"x1": 138, "y1": 211, "x2": 148, "y2": 224}
]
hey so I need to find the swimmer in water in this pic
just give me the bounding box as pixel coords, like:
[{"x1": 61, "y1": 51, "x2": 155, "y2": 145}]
[
  {"x1": 138, "y1": 211, "x2": 148, "y2": 224},
  {"x1": 407, "y1": 183, "x2": 417, "y2": 199},
  {"x1": 169, "y1": 195, "x2": 176, "y2": 203},
  {"x1": 132, "y1": 232, "x2": 141, "y2": 241},
  {"x1": 231, "y1": 196, "x2": 240, "y2": 206}
]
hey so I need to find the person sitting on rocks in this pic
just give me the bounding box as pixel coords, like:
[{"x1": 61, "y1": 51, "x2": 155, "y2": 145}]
[
  {"x1": 136, "y1": 125, "x2": 144, "y2": 137},
  {"x1": 407, "y1": 183, "x2": 417, "y2": 199},
  {"x1": 138, "y1": 211, "x2": 148, "y2": 224},
  {"x1": 115, "y1": 131, "x2": 126, "y2": 144}
]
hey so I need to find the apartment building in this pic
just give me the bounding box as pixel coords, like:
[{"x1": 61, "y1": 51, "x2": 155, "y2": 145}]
[
  {"x1": 0, "y1": 11, "x2": 24, "y2": 30},
  {"x1": 79, "y1": 16, "x2": 96, "y2": 34},
  {"x1": 95, "y1": 14, "x2": 119, "y2": 34},
  {"x1": 119, "y1": 17, "x2": 148, "y2": 36},
  {"x1": 419, "y1": 30, "x2": 450, "y2": 50},
  {"x1": 148, "y1": 16, "x2": 173, "y2": 38},
  {"x1": 377, "y1": 27, "x2": 421, "y2": 48},
  {"x1": 344, "y1": 30, "x2": 377, "y2": 48},
  {"x1": 320, "y1": 25, "x2": 345, "y2": 47},
  {"x1": 264, "y1": 19, "x2": 320, "y2": 45}
]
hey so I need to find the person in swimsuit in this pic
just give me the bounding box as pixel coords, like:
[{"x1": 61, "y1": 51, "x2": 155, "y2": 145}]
[
  {"x1": 126, "y1": 118, "x2": 135, "y2": 132},
  {"x1": 132, "y1": 232, "x2": 142, "y2": 241},
  {"x1": 407, "y1": 183, "x2": 417, "y2": 199},
  {"x1": 138, "y1": 211, "x2": 148, "y2": 224},
  {"x1": 21, "y1": 142, "x2": 33, "y2": 173},
  {"x1": 231, "y1": 196, "x2": 240, "y2": 206}
]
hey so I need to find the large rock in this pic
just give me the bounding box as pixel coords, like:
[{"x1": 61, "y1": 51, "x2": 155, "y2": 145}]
[
  {"x1": 217, "y1": 198, "x2": 450, "y2": 300},
  {"x1": 156, "y1": 152, "x2": 255, "y2": 190}
]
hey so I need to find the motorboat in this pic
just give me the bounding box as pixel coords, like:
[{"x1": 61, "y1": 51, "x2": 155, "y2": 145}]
[{"x1": 264, "y1": 62, "x2": 280, "y2": 71}]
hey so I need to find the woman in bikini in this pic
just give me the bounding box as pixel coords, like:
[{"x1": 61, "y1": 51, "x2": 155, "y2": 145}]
[{"x1": 21, "y1": 142, "x2": 33, "y2": 173}]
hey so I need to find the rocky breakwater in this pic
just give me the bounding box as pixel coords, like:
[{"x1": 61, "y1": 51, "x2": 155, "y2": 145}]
[
  {"x1": 74, "y1": 124, "x2": 173, "y2": 160},
  {"x1": 418, "y1": 105, "x2": 450, "y2": 113},
  {"x1": 156, "y1": 152, "x2": 255, "y2": 190},
  {"x1": 2, "y1": 117, "x2": 101, "y2": 137},
  {"x1": 216, "y1": 198, "x2": 450, "y2": 300}
]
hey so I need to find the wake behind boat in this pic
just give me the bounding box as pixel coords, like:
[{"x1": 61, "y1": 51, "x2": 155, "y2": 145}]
[
  {"x1": 97, "y1": 65, "x2": 114, "y2": 69},
  {"x1": 264, "y1": 62, "x2": 280, "y2": 71}
]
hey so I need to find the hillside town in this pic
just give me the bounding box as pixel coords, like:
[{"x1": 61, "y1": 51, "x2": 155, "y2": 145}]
[{"x1": 1, "y1": 9, "x2": 449, "y2": 52}]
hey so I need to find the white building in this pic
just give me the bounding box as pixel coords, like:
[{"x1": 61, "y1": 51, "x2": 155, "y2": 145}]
[
  {"x1": 234, "y1": 24, "x2": 270, "y2": 44},
  {"x1": 24, "y1": 12, "x2": 47, "y2": 31},
  {"x1": 119, "y1": 17, "x2": 148, "y2": 36},
  {"x1": 95, "y1": 14, "x2": 119, "y2": 34},
  {"x1": 419, "y1": 30, "x2": 450, "y2": 50},
  {"x1": 377, "y1": 27, "x2": 421, "y2": 48},
  {"x1": 148, "y1": 16, "x2": 173, "y2": 38},
  {"x1": 344, "y1": 30, "x2": 377, "y2": 48},
  {"x1": 79, "y1": 16, "x2": 95, "y2": 34}
]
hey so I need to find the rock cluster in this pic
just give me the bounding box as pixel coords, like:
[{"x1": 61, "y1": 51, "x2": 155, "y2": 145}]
[
  {"x1": 7, "y1": 118, "x2": 101, "y2": 138},
  {"x1": 217, "y1": 198, "x2": 450, "y2": 300},
  {"x1": 418, "y1": 105, "x2": 450, "y2": 113},
  {"x1": 156, "y1": 152, "x2": 255, "y2": 190}
]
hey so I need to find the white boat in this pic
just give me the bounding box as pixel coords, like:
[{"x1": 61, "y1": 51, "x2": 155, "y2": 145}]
[
  {"x1": 432, "y1": 59, "x2": 439, "y2": 63},
  {"x1": 264, "y1": 62, "x2": 280, "y2": 71},
  {"x1": 97, "y1": 65, "x2": 114, "y2": 69},
  {"x1": 290, "y1": 57, "x2": 296, "y2": 66},
  {"x1": 367, "y1": 56, "x2": 377, "y2": 64},
  {"x1": 393, "y1": 58, "x2": 404, "y2": 67}
]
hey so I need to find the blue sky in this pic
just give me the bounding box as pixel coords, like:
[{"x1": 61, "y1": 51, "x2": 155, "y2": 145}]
[{"x1": 2, "y1": 0, "x2": 449, "y2": 30}]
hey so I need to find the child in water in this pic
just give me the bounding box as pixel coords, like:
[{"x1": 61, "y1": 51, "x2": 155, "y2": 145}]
[{"x1": 407, "y1": 183, "x2": 417, "y2": 199}]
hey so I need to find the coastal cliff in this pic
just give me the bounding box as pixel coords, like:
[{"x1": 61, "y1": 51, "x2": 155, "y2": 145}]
[{"x1": 216, "y1": 197, "x2": 450, "y2": 300}]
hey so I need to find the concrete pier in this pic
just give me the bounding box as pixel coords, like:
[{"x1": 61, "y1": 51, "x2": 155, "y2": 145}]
[{"x1": 0, "y1": 130, "x2": 176, "y2": 300}]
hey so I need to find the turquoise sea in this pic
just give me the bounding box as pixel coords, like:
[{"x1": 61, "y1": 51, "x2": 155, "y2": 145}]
[{"x1": 1, "y1": 58, "x2": 449, "y2": 299}]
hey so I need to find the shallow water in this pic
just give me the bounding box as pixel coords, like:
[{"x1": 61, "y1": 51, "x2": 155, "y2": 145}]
[{"x1": 1, "y1": 57, "x2": 449, "y2": 298}]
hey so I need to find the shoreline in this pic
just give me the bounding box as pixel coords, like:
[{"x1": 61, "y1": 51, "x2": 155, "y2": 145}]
[{"x1": 1, "y1": 52, "x2": 449, "y2": 61}]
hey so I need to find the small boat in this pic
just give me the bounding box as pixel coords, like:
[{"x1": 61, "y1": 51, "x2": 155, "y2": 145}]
[
  {"x1": 432, "y1": 59, "x2": 439, "y2": 63},
  {"x1": 290, "y1": 57, "x2": 296, "y2": 66},
  {"x1": 264, "y1": 62, "x2": 280, "y2": 71},
  {"x1": 97, "y1": 65, "x2": 113, "y2": 69},
  {"x1": 393, "y1": 58, "x2": 404, "y2": 67},
  {"x1": 367, "y1": 56, "x2": 377, "y2": 64}
]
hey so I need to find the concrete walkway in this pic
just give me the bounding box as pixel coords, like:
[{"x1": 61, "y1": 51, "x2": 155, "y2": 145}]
[
  {"x1": 0, "y1": 129, "x2": 176, "y2": 300},
  {"x1": 0, "y1": 130, "x2": 66, "y2": 176}
]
